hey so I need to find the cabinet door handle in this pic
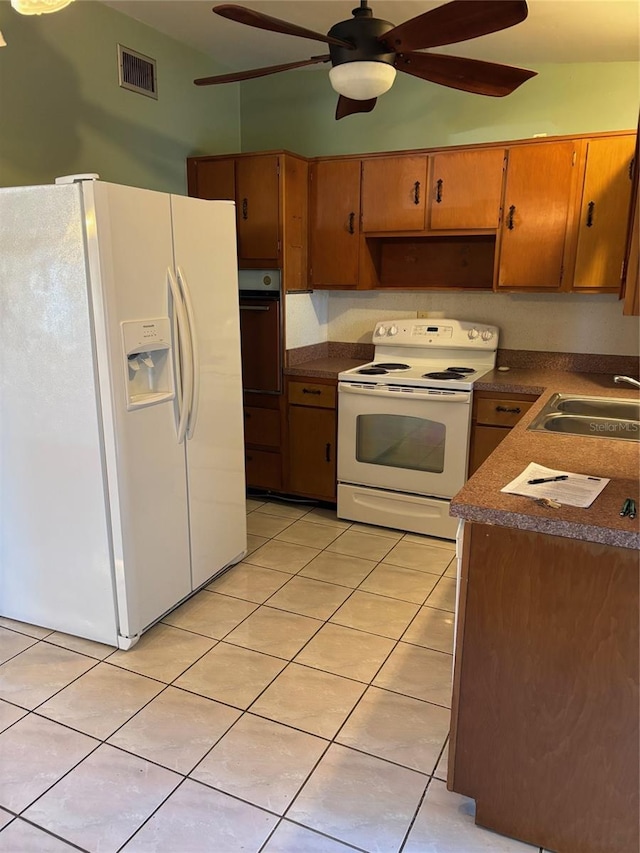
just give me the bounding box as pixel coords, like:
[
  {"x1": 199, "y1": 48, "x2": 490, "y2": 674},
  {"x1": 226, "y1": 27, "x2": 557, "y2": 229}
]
[
  {"x1": 246, "y1": 454, "x2": 253, "y2": 462},
  {"x1": 325, "y1": 443, "x2": 331, "y2": 463},
  {"x1": 242, "y1": 198, "x2": 248, "y2": 220},
  {"x1": 435, "y1": 179, "x2": 443, "y2": 204},
  {"x1": 629, "y1": 157, "x2": 635, "y2": 181},
  {"x1": 302, "y1": 388, "x2": 321, "y2": 395},
  {"x1": 507, "y1": 205, "x2": 516, "y2": 230},
  {"x1": 496, "y1": 405, "x2": 521, "y2": 414},
  {"x1": 348, "y1": 212, "x2": 355, "y2": 234},
  {"x1": 586, "y1": 200, "x2": 595, "y2": 228},
  {"x1": 413, "y1": 181, "x2": 421, "y2": 205}
]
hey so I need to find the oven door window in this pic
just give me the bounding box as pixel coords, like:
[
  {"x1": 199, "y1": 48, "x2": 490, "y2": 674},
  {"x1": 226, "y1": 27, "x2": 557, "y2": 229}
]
[{"x1": 356, "y1": 413, "x2": 445, "y2": 474}]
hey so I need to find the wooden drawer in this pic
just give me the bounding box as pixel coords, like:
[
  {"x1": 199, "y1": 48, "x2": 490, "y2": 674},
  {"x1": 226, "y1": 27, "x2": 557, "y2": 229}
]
[
  {"x1": 288, "y1": 381, "x2": 336, "y2": 409},
  {"x1": 244, "y1": 406, "x2": 280, "y2": 448},
  {"x1": 245, "y1": 449, "x2": 282, "y2": 490},
  {"x1": 475, "y1": 397, "x2": 534, "y2": 428}
]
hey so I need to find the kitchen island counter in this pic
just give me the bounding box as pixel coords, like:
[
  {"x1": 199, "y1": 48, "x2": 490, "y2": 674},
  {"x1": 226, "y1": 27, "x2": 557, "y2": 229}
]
[{"x1": 452, "y1": 371, "x2": 639, "y2": 549}]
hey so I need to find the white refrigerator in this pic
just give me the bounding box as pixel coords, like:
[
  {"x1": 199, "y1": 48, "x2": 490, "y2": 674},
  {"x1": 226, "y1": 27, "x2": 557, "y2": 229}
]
[{"x1": 0, "y1": 176, "x2": 247, "y2": 648}]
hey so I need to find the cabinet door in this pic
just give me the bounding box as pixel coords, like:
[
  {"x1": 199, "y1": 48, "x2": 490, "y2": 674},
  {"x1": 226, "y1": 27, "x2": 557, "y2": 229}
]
[
  {"x1": 497, "y1": 142, "x2": 578, "y2": 289},
  {"x1": 310, "y1": 159, "x2": 361, "y2": 287},
  {"x1": 362, "y1": 156, "x2": 427, "y2": 231},
  {"x1": 236, "y1": 155, "x2": 280, "y2": 260},
  {"x1": 573, "y1": 135, "x2": 636, "y2": 291},
  {"x1": 187, "y1": 158, "x2": 235, "y2": 201},
  {"x1": 288, "y1": 405, "x2": 337, "y2": 501},
  {"x1": 429, "y1": 148, "x2": 505, "y2": 230}
]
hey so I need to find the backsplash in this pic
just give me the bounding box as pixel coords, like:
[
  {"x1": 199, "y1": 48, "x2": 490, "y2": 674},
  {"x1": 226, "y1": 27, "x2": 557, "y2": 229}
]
[{"x1": 285, "y1": 290, "x2": 639, "y2": 357}]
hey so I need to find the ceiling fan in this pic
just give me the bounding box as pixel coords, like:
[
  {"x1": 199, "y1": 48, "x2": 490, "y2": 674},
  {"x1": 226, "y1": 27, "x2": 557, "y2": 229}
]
[{"x1": 194, "y1": 0, "x2": 537, "y2": 120}]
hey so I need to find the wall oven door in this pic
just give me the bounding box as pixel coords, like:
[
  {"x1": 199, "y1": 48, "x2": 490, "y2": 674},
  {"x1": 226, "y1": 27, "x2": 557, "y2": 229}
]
[
  {"x1": 239, "y1": 292, "x2": 281, "y2": 394},
  {"x1": 337, "y1": 382, "x2": 472, "y2": 499}
]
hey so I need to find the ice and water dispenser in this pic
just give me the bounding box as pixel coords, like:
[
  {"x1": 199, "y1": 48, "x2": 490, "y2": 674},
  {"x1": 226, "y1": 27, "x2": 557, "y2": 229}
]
[{"x1": 121, "y1": 319, "x2": 174, "y2": 410}]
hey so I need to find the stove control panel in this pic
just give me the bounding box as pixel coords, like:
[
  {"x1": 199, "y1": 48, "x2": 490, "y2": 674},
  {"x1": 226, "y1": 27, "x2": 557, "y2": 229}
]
[{"x1": 372, "y1": 319, "x2": 499, "y2": 350}]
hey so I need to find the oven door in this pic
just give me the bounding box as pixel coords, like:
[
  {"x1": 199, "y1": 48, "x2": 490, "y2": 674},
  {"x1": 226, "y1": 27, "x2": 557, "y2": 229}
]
[{"x1": 337, "y1": 382, "x2": 472, "y2": 499}]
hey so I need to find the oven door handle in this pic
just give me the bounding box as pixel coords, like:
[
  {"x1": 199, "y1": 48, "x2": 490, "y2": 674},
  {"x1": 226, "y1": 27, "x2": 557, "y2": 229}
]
[{"x1": 338, "y1": 384, "x2": 470, "y2": 403}]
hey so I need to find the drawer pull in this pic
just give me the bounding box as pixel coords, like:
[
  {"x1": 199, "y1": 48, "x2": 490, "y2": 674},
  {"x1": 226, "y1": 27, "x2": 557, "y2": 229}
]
[
  {"x1": 496, "y1": 405, "x2": 521, "y2": 414},
  {"x1": 302, "y1": 388, "x2": 321, "y2": 395},
  {"x1": 325, "y1": 442, "x2": 331, "y2": 463}
]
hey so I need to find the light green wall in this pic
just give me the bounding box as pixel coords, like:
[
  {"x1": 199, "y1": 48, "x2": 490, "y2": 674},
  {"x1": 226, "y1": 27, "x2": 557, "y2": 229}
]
[
  {"x1": 0, "y1": 0, "x2": 241, "y2": 193},
  {"x1": 239, "y1": 61, "x2": 638, "y2": 154}
]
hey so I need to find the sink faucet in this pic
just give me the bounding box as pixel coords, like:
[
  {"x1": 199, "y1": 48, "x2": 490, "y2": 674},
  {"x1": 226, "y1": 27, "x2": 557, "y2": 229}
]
[{"x1": 614, "y1": 375, "x2": 640, "y2": 390}]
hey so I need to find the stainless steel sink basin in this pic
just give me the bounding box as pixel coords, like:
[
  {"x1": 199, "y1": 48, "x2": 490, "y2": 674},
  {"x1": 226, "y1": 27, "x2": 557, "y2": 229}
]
[
  {"x1": 554, "y1": 396, "x2": 640, "y2": 421},
  {"x1": 528, "y1": 394, "x2": 640, "y2": 441}
]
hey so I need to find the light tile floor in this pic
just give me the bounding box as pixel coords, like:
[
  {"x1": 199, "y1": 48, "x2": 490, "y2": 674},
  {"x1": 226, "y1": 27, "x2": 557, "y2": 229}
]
[{"x1": 0, "y1": 498, "x2": 548, "y2": 853}]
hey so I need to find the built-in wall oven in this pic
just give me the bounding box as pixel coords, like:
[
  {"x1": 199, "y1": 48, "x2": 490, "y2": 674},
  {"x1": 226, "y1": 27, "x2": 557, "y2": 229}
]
[
  {"x1": 337, "y1": 318, "x2": 499, "y2": 540},
  {"x1": 238, "y1": 270, "x2": 281, "y2": 394}
]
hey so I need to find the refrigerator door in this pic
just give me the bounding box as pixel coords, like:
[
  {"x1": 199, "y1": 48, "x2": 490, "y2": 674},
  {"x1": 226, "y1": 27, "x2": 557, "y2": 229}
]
[
  {"x1": 0, "y1": 184, "x2": 118, "y2": 644},
  {"x1": 169, "y1": 195, "x2": 247, "y2": 588},
  {"x1": 87, "y1": 182, "x2": 192, "y2": 638}
]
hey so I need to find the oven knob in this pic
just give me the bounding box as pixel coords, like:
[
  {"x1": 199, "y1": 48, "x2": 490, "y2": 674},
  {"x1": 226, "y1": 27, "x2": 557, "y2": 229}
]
[
  {"x1": 375, "y1": 325, "x2": 387, "y2": 337},
  {"x1": 388, "y1": 325, "x2": 398, "y2": 336},
  {"x1": 481, "y1": 329, "x2": 494, "y2": 342},
  {"x1": 468, "y1": 328, "x2": 479, "y2": 340}
]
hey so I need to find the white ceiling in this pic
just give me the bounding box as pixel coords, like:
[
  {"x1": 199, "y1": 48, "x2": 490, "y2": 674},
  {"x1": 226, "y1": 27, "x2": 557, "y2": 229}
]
[{"x1": 103, "y1": 0, "x2": 639, "y2": 72}]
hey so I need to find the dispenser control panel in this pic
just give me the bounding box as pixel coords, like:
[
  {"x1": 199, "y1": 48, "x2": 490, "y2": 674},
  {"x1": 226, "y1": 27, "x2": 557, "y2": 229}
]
[{"x1": 122, "y1": 318, "x2": 171, "y2": 355}]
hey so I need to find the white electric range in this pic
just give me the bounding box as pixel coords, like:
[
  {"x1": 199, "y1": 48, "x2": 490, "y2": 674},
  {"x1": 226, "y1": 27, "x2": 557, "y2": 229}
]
[{"x1": 337, "y1": 318, "x2": 499, "y2": 540}]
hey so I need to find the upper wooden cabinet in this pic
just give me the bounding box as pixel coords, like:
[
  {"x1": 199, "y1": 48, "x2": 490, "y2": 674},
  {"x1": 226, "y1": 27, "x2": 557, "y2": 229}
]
[
  {"x1": 361, "y1": 156, "x2": 427, "y2": 231},
  {"x1": 496, "y1": 141, "x2": 579, "y2": 290},
  {"x1": 623, "y1": 132, "x2": 639, "y2": 316},
  {"x1": 308, "y1": 157, "x2": 381, "y2": 290},
  {"x1": 187, "y1": 151, "x2": 308, "y2": 291},
  {"x1": 428, "y1": 148, "x2": 505, "y2": 231},
  {"x1": 235, "y1": 155, "x2": 280, "y2": 260},
  {"x1": 309, "y1": 158, "x2": 362, "y2": 288},
  {"x1": 571, "y1": 134, "x2": 636, "y2": 292}
]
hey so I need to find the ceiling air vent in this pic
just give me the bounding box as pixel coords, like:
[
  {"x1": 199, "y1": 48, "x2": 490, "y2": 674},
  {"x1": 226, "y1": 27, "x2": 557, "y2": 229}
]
[{"x1": 117, "y1": 45, "x2": 157, "y2": 99}]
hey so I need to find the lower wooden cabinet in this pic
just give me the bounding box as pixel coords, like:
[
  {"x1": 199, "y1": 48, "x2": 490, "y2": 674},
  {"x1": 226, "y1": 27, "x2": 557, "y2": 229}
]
[
  {"x1": 469, "y1": 391, "x2": 538, "y2": 475},
  {"x1": 286, "y1": 378, "x2": 337, "y2": 502},
  {"x1": 243, "y1": 394, "x2": 283, "y2": 491},
  {"x1": 449, "y1": 522, "x2": 639, "y2": 853}
]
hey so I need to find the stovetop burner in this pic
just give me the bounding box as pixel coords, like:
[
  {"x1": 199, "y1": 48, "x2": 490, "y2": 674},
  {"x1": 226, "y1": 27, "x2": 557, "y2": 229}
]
[
  {"x1": 357, "y1": 367, "x2": 388, "y2": 375},
  {"x1": 422, "y1": 371, "x2": 466, "y2": 380},
  {"x1": 447, "y1": 367, "x2": 475, "y2": 374},
  {"x1": 371, "y1": 363, "x2": 411, "y2": 371}
]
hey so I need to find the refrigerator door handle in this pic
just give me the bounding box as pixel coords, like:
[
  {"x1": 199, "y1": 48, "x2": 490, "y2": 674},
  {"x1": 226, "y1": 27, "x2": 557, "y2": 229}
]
[
  {"x1": 167, "y1": 267, "x2": 192, "y2": 444},
  {"x1": 177, "y1": 265, "x2": 200, "y2": 440}
]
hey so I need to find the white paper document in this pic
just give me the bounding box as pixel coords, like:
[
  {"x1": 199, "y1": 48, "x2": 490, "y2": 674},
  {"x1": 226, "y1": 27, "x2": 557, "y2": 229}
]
[{"x1": 501, "y1": 463, "x2": 610, "y2": 508}]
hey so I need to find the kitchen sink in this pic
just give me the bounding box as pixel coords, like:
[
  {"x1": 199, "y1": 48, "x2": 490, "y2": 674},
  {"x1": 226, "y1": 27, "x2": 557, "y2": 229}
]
[{"x1": 528, "y1": 394, "x2": 640, "y2": 441}]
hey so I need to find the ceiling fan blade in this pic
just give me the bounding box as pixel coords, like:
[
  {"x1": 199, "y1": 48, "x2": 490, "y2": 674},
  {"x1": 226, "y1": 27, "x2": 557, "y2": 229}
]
[
  {"x1": 395, "y1": 51, "x2": 536, "y2": 97},
  {"x1": 213, "y1": 4, "x2": 353, "y2": 49},
  {"x1": 195, "y1": 55, "x2": 330, "y2": 86},
  {"x1": 335, "y1": 95, "x2": 377, "y2": 121},
  {"x1": 380, "y1": 0, "x2": 528, "y2": 52}
]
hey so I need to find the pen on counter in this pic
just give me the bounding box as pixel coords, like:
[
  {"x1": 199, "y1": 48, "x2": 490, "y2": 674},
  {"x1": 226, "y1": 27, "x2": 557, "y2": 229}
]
[{"x1": 527, "y1": 475, "x2": 569, "y2": 485}]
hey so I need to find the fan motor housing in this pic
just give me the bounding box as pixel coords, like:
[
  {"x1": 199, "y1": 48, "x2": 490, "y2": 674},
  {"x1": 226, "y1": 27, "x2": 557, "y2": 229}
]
[{"x1": 328, "y1": 13, "x2": 396, "y2": 68}]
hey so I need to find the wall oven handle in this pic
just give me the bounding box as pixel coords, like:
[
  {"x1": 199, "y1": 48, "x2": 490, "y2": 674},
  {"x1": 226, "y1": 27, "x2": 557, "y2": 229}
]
[
  {"x1": 338, "y1": 383, "x2": 470, "y2": 403},
  {"x1": 239, "y1": 305, "x2": 270, "y2": 312}
]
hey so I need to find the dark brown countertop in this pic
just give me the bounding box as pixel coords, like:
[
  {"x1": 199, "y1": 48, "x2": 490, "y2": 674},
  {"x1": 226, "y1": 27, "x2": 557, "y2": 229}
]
[
  {"x1": 285, "y1": 357, "x2": 367, "y2": 379},
  {"x1": 452, "y1": 371, "x2": 640, "y2": 550}
]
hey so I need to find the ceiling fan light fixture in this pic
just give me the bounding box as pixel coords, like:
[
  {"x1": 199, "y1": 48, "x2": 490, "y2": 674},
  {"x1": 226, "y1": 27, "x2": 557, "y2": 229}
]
[
  {"x1": 329, "y1": 61, "x2": 396, "y2": 100},
  {"x1": 11, "y1": 0, "x2": 74, "y2": 15}
]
